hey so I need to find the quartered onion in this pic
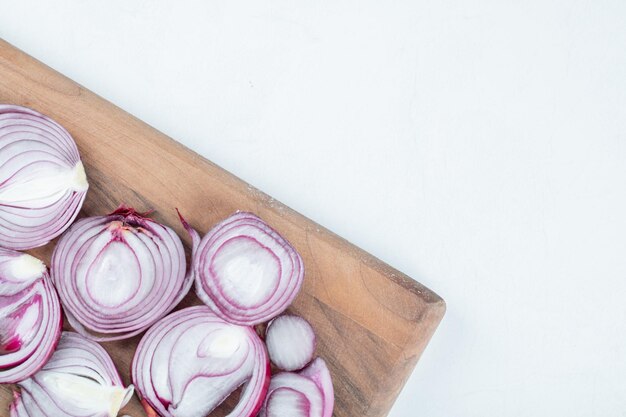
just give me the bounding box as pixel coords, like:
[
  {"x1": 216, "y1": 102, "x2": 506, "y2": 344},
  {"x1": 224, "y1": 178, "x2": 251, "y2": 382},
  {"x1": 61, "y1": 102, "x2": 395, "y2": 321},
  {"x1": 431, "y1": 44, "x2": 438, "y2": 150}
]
[
  {"x1": 259, "y1": 358, "x2": 334, "y2": 417},
  {"x1": 0, "y1": 104, "x2": 88, "y2": 250},
  {"x1": 132, "y1": 305, "x2": 270, "y2": 417},
  {"x1": 10, "y1": 331, "x2": 133, "y2": 417},
  {"x1": 266, "y1": 315, "x2": 316, "y2": 371},
  {"x1": 51, "y1": 205, "x2": 192, "y2": 341},
  {"x1": 0, "y1": 249, "x2": 62, "y2": 383},
  {"x1": 180, "y1": 211, "x2": 304, "y2": 326}
]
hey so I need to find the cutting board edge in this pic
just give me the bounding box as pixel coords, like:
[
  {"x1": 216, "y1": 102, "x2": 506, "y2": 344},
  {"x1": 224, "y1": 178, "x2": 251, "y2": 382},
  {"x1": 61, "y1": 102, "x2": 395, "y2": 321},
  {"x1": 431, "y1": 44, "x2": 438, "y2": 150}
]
[{"x1": 0, "y1": 37, "x2": 446, "y2": 314}]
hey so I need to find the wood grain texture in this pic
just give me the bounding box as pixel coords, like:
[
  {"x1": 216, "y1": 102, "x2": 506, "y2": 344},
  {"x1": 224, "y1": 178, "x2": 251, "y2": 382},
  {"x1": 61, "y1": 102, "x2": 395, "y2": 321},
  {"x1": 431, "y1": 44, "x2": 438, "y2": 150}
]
[{"x1": 0, "y1": 39, "x2": 445, "y2": 417}]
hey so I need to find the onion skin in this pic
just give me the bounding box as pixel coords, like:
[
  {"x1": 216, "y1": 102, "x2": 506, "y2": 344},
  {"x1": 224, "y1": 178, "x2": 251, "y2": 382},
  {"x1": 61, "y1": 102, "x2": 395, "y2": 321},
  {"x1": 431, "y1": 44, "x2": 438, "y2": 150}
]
[
  {"x1": 141, "y1": 399, "x2": 160, "y2": 417},
  {"x1": 0, "y1": 104, "x2": 88, "y2": 250},
  {"x1": 51, "y1": 205, "x2": 192, "y2": 341},
  {"x1": 179, "y1": 211, "x2": 304, "y2": 326},
  {"x1": 10, "y1": 331, "x2": 133, "y2": 417},
  {"x1": 132, "y1": 305, "x2": 270, "y2": 417},
  {"x1": 0, "y1": 249, "x2": 62, "y2": 383}
]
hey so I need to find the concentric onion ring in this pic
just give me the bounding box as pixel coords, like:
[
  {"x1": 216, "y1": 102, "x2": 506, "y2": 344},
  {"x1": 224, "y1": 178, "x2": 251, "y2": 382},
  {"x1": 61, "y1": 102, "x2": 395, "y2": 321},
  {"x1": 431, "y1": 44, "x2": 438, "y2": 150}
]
[
  {"x1": 132, "y1": 305, "x2": 270, "y2": 417},
  {"x1": 0, "y1": 104, "x2": 88, "y2": 250},
  {"x1": 51, "y1": 205, "x2": 192, "y2": 341},
  {"x1": 0, "y1": 248, "x2": 62, "y2": 383},
  {"x1": 180, "y1": 211, "x2": 304, "y2": 326},
  {"x1": 259, "y1": 358, "x2": 334, "y2": 417},
  {"x1": 10, "y1": 331, "x2": 133, "y2": 417}
]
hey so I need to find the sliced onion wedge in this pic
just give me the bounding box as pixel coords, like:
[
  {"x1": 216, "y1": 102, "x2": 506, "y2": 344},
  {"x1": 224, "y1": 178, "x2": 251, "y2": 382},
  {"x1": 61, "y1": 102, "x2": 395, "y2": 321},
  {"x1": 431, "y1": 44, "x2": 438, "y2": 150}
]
[
  {"x1": 179, "y1": 211, "x2": 304, "y2": 326},
  {"x1": 266, "y1": 315, "x2": 316, "y2": 371},
  {"x1": 259, "y1": 358, "x2": 334, "y2": 417},
  {"x1": 51, "y1": 205, "x2": 192, "y2": 341},
  {"x1": 132, "y1": 305, "x2": 270, "y2": 417},
  {"x1": 0, "y1": 249, "x2": 62, "y2": 383},
  {"x1": 0, "y1": 104, "x2": 88, "y2": 250},
  {"x1": 10, "y1": 331, "x2": 133, "y2": 417},
  {"x1": 298, "y1": 358, "x2": 334, "y2": 417}
]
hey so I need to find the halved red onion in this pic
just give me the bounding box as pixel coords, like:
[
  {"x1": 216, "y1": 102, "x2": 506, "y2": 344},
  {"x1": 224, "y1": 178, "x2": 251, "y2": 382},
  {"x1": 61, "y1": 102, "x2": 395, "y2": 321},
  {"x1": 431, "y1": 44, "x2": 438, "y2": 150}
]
[
  {"x1": 10, "y1": 331, "x2": 133, "y2": 417},
  {"x1": 179, "y1": 211, "x2": 304, "y2": 326},
  {"x1": 51, "y1": 205, "x2": 192, "y2": 341},
  {"x1": 259, "y1": 358, "x2": 334, "y2": 417},
  {"x1": 132, "y1": 305, "x2": 270, "y2": 417},
  {"x1": 266, "y1": 315, "x2": 316, "y2": 371},
  {"x1": 0, "y1": 104, "x2": 88, "y2": 250},
  {"x1": 0, "y1": 249, "x2": 62, "y2": 383}
]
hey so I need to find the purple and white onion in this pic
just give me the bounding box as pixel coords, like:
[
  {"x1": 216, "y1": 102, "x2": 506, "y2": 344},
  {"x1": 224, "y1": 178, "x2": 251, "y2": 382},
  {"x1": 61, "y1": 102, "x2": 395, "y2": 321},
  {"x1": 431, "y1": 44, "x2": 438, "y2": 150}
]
[
  {"x1": 0, "y1": 104, "x2": 88, "y2": 250},
  {"x1": 0, "y1": 249, "x2": 62, "y2": 383},
  {"x1": 266, "y1": 315, "x2": 316, "y2": 371},
  {"x1": 132, "y1": 305, "x2": 270, "y2": 417},
  {"x1": 51, "y1": 206, "x2": 192, "y2": 341},
  {"x1": 10, "y1": 331, "x2": 133, "y2": 417},
  {"x1": 180, "y1": 211, "x2": 304, "y2": 326},
  {"x1": 259, "y1": 358, "x2": 334, "y2": 417}
]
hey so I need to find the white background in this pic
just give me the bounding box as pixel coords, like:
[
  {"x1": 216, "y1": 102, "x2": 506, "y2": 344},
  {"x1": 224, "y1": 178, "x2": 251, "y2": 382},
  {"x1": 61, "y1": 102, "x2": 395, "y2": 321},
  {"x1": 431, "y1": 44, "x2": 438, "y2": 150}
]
[{"x1": 1, "y1": 1, "x2": 626, "y2": 416}]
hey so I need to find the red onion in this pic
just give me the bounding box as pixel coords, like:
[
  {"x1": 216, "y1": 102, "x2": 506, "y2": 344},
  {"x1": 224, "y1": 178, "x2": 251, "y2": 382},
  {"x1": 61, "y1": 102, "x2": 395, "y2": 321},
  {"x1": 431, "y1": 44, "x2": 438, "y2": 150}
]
[
  {"x1": 179, "y1": 211, "x2": 304, "y2": 326},
  {"x1": 10, "y1": 331, "x2": 133, "y2": 417},
  {"x1": 259, "y1": 358, "x2": 334, "y2": 417},
  {"x1": 132, "y1": 305, "x2": 270, "y2": 417},
  {"x1": 51, "y1": 205, "x2": 192, "y2": 341},
  {"x1": 0, "y1": 249, "x2": 61, "y2": 383},
  {"x1": 266, "y1": 315, "x2": 316, "y2": 371},
  {"x1": 0, "y1": 104, "x2": 88, "y2": 250}
]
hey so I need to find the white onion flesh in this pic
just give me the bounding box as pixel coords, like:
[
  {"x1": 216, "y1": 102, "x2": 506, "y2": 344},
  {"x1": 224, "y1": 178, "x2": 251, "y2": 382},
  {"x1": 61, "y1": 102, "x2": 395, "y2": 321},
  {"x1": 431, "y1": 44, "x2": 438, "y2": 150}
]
[
  {"x1": 132, "y1": 305, "x2": 270, "y2": 417},
  {"x1": 259, "y1": 358, "x2": 334, "y2": 417},
  {"x1": 51, "y1": 206, "x2": 192, "y2": 341},
  {"x1": 266, "y1": 315, "x2": 316, "y2": 371},
  {"x1": 0, "y1": 104, "x2": 88, "y2": 250},
  {"x1": 0, "y1": 249, "x2": 62, "y2": 383},
  {"x1": 180, "y1": 211, "x2": 304, "y2": 326},
  {"x1": 10, "y1": 332, "x2": 133, "y2": 417},
  {"x1": 265, "y1": 387, "x2": 311, "y2": 417}
]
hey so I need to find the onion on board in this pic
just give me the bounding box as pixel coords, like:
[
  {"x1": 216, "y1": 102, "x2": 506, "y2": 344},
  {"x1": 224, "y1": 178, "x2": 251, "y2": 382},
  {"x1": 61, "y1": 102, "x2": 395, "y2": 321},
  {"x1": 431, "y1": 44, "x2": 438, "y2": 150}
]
[
  {"x1": 132, "y1": 305, "x2": 270, "y2": 417},
  {"x1": 0, "y1": 104, "x2": 88, "y2": 250},
  {"x1": 10, "y1": 331, "x2": 133, "y2": 417},
  {"x1": 51, "y1": 205, "x2": 192, "y2": 341},
  {"x1": 259, "y1": 358, "x2": 334, "y2": 417},
  {"x1": 0, "y1": 249, "x2": 62, "y2": 383},
  {"x1": 266, "y1": 315, "x2": 316, "y2": 371},
  {"x1": 179, "y1": 211, "x2": 304, "y2": 326}
]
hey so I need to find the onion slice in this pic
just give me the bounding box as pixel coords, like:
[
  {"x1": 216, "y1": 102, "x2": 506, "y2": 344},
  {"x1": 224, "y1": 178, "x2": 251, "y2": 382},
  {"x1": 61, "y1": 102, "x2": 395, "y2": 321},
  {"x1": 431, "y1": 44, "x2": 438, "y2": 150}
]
[
  {"x1": 132, "y1": 305, "x2": 270, "y2": 417},
  {"x1": 266, "y1": 315, "x2": 316, "y2": 371},
  {"x1": 51, "y1": 205, "x2": 192, "y2": 341},
  {"x1": 259, "y1": 358, "x2": 334, "y2": 417},
  {"x1": 179, "y1": 211, "x2": 304, "y2": 326},
  {"x1": 10, "y1": 331, "x2": 133, "y2": 417},
  {"x1": 0, "y1": 249, "x2": 62, "y2": 383},
  {"x1": 0, "y1": 104, "x2": 88, "y2": 250}
]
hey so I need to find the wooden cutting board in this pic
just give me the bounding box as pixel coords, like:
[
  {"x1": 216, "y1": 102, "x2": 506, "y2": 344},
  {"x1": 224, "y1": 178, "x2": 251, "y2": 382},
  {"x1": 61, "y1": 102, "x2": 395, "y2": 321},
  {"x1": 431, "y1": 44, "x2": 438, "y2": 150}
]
[{"x1": 0, "y1": 39, "x2": 445, "y2": 417}]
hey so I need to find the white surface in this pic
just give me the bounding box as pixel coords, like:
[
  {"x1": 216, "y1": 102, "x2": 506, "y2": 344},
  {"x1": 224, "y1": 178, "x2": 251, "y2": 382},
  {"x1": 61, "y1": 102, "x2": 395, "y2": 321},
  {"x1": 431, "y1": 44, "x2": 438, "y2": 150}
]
[{"x1": 1, "y1": 1, "x2": 626, "y2": 415}]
